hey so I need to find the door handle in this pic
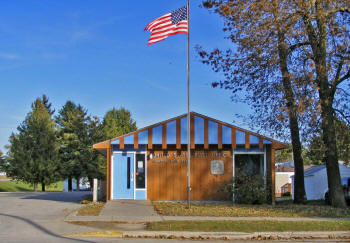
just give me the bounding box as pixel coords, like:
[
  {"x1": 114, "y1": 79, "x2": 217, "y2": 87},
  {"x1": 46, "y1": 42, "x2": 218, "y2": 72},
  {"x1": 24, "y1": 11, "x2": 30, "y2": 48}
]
[{"x1": 130, "y1": 172, "x2": 134, "y2": 181}]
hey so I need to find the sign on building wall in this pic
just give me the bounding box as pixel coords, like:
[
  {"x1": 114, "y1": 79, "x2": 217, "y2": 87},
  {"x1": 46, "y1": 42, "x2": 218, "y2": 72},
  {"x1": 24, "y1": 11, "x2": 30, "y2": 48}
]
[{"x1": 210, "y1": 160, "x2": 224, "y2": 175}]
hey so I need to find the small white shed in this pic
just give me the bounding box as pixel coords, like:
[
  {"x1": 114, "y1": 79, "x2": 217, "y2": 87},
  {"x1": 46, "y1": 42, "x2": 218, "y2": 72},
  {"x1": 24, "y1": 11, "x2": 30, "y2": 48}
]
[{"x1": 292, "y1": 164, "x2": 350, "y2": 200}]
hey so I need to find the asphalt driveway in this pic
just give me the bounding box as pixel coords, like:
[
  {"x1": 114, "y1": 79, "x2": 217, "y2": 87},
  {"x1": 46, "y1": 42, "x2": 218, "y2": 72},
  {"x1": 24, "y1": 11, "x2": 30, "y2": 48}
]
[{"x1": 0, "y1": 192, "x2": 95, "y2": 243}]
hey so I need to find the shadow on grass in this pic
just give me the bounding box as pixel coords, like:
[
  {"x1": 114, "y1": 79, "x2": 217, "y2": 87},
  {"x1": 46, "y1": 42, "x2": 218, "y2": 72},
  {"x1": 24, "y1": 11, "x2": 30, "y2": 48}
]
[{"x1": 0, "y1": 213, "x2": 95, "y2": 242}]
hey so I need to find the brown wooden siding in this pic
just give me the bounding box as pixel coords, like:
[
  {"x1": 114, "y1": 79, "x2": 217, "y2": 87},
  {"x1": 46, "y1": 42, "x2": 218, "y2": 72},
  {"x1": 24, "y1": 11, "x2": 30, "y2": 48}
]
[
  {"x1": 147, "y1": 149, "x2": 232, "y2": 200},
  {"x1": 106, "y1": 146, "x2": 111, "y2": 201}
]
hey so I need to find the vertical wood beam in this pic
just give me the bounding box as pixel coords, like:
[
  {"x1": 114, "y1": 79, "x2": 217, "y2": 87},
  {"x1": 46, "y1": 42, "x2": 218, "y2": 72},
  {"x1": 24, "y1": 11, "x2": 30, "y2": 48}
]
[
  {"x1": 271, "y1": 147, "x2": 276, "y2": 206},
  {"x1": 106, "y1": 145, "x2": 111, "y2": 201},
  {"x1": 120, "y1": 137, "x2": 124, "y2": 150},
  {"x1": 204, "y1": 119, "x2": 209, "y2": 149},
  {"x1": 134, "y1": 132, "x2": 139, "y2": 150},
  {"x1": 190, "y1": 114, "x2": 195, "y2": 149},
  {"x1": 245, "y1": 133, "x2": 250, "y2": 149},
  {"x1": 218, "y1": 123, "x2": 222, "y2": 149},
  {"x1": 148, "y1": 128, "x2": 153, "y2": 150},
  {"x1": 231, "y1": 128, "x2": 236, "y2": 150},
  {"x1": 259, "y1": 137, "x2": 263, "y2": 150},
  {"x1": 162, "y1": 124, "x2": 167, "y2": 150},
  {"x1": 176, "y1": 119, "x2": 181, "y2": 150}
]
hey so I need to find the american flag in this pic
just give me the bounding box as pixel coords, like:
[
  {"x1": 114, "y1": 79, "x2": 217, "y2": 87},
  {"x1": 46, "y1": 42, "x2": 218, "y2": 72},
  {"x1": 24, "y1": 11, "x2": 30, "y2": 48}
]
[{"x1": 145, "y1": 6, "x2": 188, "y2": 45}]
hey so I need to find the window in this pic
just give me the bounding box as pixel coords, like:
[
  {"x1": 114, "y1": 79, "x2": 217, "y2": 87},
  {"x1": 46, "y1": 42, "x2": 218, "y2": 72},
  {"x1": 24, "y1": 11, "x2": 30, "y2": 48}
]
[
  {"x1": 135, "y1": 154, "x2": 146, "y2": 189},
  {"x1": 235, "y1": 154, "x2": 264, "y2": 176}
]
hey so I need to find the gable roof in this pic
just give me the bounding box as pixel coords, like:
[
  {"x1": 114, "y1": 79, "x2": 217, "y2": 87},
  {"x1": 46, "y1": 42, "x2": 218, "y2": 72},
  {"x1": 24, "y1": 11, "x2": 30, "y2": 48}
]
[
  {"x1": 93, "y1": 111, "x2": 288, "y2": 151},
  {"x1": 304, "y1": 165, "x2": 326, "y2": 176}
]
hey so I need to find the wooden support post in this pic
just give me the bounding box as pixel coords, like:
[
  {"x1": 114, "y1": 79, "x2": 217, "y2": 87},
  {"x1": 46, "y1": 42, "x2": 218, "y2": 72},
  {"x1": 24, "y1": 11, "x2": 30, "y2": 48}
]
[
  {"x1": 106, "y1": 145, "x2": 111, "y2": 201},
  {"x1": 148, "y1": 128, "x2": 153, "y2": 150},
  {"x1": 231, "y1": 128, "x2": 236, "y2": 150},
  {"x1": 204, "y1": 119, "x2": 208, "y2": 149},
  {"x1": 245, "y1": 133, "x2": 250, "y2": 149},
  {"x1": 218, "y1": 124, "x2": 222, "y2": 150},
  {"x1": 176, "y1": 119, "x2": 181, "y2": 150},
  {"x1": 162, "y1": 124, "x2": 167, "y2": 150},
  {"x1": 271, "y1": 147, "x2": 276, "y2": 206}
]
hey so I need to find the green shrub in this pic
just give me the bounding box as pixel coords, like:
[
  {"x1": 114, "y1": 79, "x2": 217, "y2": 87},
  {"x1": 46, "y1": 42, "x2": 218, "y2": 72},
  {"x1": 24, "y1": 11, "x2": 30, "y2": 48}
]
[
  {"x1": 233, "y1": 171, "x2": 268, "y2": 204},
  {"x1": 219, "y1": 171, "x2": 268, "y2": 204}
]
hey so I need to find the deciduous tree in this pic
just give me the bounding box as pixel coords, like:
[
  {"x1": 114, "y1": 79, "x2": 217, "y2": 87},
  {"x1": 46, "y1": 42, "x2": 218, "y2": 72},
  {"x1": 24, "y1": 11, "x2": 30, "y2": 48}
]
[
  {"x1": 306, "y1": 119, "x2": 350, "y2": 166},
  {"x1": 199, "y1": 0, "x2": 311, "y2": 203},
  {"x1": 102, "y1": 107, "x2": 137, "y2": 139},
  {"x1": 200, "y1": 0, "x2": 349, "y2": 207}
]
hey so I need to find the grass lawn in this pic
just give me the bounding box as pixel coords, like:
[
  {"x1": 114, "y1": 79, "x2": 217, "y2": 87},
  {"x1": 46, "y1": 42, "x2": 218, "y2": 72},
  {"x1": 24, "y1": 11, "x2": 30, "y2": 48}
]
[
  {"x1": 77, "y1": 202, "x2": 105, "y2": 216},
  {"x1": 147, "y1": 220, "x2": 350, "y2": 232},
  {"x1": 153, "y1": 200, "x2": 350, "y2": 218},
  {"x1": 0, "y1": 180, "x2": 63, "y2": 192}
]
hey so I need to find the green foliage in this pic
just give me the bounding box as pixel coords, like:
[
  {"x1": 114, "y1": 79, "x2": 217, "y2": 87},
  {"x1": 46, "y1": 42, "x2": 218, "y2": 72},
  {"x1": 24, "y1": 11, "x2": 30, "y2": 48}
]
[
  {"x1": 56, "y1": 101, "x2": 105, "y2": 182},
  {"x1": 219, "y1": 171, "x2": 268, "y2": 204},
  {"x1": 233, "y1": 171, "x2": 268, "y2": 204},
  {"x1": 102, "y1": 107, "x2": 137, "y2": 139},
  {"x1": 305, "y1": 119, "x2": 350, "y2": 165},
  {"x1": 4, "y1": 96, "x2": 60, "y2": 187},
  {"x1": 275, "y1": 143, "x2": 293, "y2": 162}
]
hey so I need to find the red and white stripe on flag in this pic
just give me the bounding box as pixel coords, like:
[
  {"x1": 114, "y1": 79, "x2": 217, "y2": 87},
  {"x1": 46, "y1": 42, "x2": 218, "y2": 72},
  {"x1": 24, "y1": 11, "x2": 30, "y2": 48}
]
[{"x1": 145, "y1": 6, "x2": 188, "y2": 45}]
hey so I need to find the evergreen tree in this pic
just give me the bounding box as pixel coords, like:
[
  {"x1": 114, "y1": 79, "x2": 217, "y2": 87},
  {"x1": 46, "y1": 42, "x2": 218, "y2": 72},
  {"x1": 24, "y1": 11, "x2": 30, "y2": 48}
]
[
  {"x1": 5, "y1": 96, "x2": 60, "y2": 191},
  {"x1": 56, "y1": 101, "x2": 104, "y2": 191},
  {"x1": 102, "y1": 107, "x2": 137, "y2": 139}
]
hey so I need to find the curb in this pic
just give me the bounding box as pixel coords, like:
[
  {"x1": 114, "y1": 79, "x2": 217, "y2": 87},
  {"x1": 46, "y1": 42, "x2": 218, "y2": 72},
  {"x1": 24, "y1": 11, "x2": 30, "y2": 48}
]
[
  {"x1": 65, "y1": 215, "x2": 350, "y2": 223},
  {"x1": 65, "y1": 230, "x2": 350, "y2": 240}
]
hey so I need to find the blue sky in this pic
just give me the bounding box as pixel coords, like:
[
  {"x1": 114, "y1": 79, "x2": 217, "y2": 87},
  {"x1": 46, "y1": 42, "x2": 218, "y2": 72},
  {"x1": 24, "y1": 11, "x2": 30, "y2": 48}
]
[{"x1": 0, "y1": 0, "x2": 252, "y2": 151}]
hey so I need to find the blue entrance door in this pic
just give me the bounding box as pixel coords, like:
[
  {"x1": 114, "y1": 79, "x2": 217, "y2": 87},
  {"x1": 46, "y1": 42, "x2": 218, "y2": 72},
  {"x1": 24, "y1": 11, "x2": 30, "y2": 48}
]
[{"x1": 113, "y1": 153, "x2": 134, "y2": 199}]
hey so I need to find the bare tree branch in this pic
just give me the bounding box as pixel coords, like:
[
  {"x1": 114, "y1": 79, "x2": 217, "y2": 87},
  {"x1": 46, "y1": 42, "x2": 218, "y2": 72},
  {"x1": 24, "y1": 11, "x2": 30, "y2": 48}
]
[{"x1": 289, "y1": 41, "x2": 310, "y2": 54}]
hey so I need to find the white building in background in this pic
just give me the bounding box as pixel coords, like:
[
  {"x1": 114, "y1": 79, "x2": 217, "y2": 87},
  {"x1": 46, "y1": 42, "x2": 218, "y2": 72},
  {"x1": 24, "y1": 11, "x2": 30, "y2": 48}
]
[
  {"x1": 275, "y1": 165, "x2": 294, "y2": 197},
  {"x1": 63, "y1": 178, "x2": 90, "y2": 192},
  {"x1": 292, "y1": 164, "x2": 350, "y2": 200}
]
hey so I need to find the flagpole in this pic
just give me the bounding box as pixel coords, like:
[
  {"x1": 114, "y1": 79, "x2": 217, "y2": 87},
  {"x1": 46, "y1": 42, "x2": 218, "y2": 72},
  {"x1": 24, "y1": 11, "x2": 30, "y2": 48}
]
[{"x1": 186, "y1": 0, "x2": 191, "y2": 208}]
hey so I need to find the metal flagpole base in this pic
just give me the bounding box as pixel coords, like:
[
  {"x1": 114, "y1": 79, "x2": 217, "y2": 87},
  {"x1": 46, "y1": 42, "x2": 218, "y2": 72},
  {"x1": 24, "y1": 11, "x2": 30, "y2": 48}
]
[{"x1": 187, "y1": 186, "x2": 191, "y2": 208}]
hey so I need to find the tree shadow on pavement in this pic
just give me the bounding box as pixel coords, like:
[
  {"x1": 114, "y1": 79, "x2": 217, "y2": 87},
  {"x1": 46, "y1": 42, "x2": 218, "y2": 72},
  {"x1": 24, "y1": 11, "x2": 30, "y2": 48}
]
[
  {"x1": 21, "y1": 192, "x2": 91, "y2": 203},
  {"x1": 0, "y1": 213, "x2": 95, "y2": 243}
]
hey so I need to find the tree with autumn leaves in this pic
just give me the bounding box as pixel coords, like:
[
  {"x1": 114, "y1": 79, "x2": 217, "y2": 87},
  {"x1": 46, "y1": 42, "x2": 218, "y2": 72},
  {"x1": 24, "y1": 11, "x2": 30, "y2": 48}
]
[{"x1": 200, "y1": 0, "x2": 349, "y2": 207}]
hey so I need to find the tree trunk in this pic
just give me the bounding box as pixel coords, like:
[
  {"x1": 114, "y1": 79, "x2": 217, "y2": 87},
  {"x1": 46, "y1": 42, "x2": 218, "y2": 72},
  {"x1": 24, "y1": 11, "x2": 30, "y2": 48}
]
[
  {"x1": 302, "y1": 2, "x2": 346, "y2": 208},
  {"x1": 318, "y1": 90, "x2": 346, "y2": 208},
  {"x1": 68, "y1": 177, "x2": 72, "y2": 192},
  {"x1": 42, "y1": 183, "x2": 45, "y2": 192},
  {"x1": 34, "y1": 183, "x2": 38, "y2": 192},
  {"x1": 76, "y1": 178, "x2": 80, "y2": 192},
  {"x1": 277, "y1": 31, "x2": 306, "y2": 204}
]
